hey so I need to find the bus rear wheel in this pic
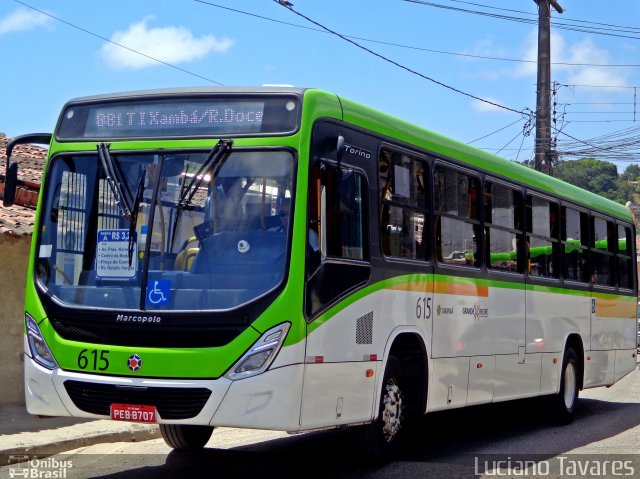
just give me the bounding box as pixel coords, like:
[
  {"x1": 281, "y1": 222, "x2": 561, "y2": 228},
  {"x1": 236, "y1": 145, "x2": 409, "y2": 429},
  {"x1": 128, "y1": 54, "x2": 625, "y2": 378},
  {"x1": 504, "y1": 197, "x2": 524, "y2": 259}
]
[
  {"x1": 548, "y1": 346, "x2": 579, "y2": 424},
  {"x1": 356, "y1": 355, "x2": 405, "y2": 463},
  {"x1": 160, "y1": 424, "x2": 214, "y2": 450}
]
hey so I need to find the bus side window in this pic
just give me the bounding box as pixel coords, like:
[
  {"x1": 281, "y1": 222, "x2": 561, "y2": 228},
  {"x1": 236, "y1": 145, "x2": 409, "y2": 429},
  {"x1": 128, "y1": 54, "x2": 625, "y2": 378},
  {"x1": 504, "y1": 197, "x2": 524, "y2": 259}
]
[
  {"x1": 591, "y1": 216, "x2": 615, "y2": 287},
  {"x1": 307, "y1": 161, "x2": 369, "y2": 263},
  {"x1": 526, "y1": 195, "x2": 559, "y2": 279},
  {"x1": 434, "y1": 165, "x2": 480, "y2": 268},
  {"x1": 484, "y1": 181, "x2": 523, "y2": 273},
  {"x1": 378, "y1": 148, "x2": 429, "y2": 261},
  {"x1": 617, "y1": 224, "x2": 634, "y2": 290},
  {"x1": 305, "y1": 160, "x2": 370, "y2": 317},
  {"x1": 561, "y1": 207, "x2": 589, "y2": 283}
]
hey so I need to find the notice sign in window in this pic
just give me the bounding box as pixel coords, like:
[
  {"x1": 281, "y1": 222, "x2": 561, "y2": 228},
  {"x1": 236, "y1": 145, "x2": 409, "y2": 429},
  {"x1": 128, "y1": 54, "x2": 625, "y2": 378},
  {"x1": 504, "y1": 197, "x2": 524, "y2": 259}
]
[{"x1": 97, "y1": 229, "x2": 136, "y2": 278}]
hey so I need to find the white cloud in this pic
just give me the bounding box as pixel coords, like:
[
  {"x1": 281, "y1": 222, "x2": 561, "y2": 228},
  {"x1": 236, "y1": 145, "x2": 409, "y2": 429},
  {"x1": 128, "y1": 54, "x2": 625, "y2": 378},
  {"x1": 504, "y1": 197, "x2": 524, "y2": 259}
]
[
  {"x1": 0, "y1": 8, "x2": 51, "y2": 35},
  {"x1": 101, "y1": 17, "x2": 233, "y2": 70},
  {"x1": 471, "y1": 97, "x2": 508, "y2": 113},
  {"x1": 515, "y1": 30, "x2": 628, "y2": 90},
  {"x1": 514, "y1": 30, "x2": 555, "y2": 77},
  {"x1": 462, "y1": 37, "x2": 509, "y2": 60},
  {"x1": 560, "y1": 38, "x2": 628, "y2": 89}
]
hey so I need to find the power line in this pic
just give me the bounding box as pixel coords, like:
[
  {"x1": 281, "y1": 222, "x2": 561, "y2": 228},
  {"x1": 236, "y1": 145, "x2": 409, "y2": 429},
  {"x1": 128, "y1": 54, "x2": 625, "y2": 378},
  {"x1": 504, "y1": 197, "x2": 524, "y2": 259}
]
[
  {"x1": 564, "y1": 112, "x2": 636, "y2": 114},
  {"x1": 479, "y1": 147, "x2": 535, "y2": 151},
  {"x1": 444, "y1": 0, "x2": 640, "y2": 34},
  {"x1": 401, "y1": 0, "x2": 640, "y2": 41},
  {"x1": 495, "y1": 129, "x2": 524, "y2": 155},
  {"x1": 560, "y1": 83, "x2": 638, "y2": 89},
  {"x1": 467, "y1": 117, "x2": 524, "y2": 144},
  {"x1": 565, "y1": 120, "x2": 638, "y2": 123},
  {"x1": 270, "y1": 0, "x2": 526, "y2": 115},
  {"x1": 514, "y1": 128, "x2": 529, "y2": 162},
  {"x1": 12, "y1": 0, "x2": 223, "y2": 86},
  {"x1": 554, "y1": 125, "x2": 640, "y2": 161},
  {"x1": 193, "y1": 1, "x2": 640, "y2": 68},
  {"x1": 445, "y1": 0, "x2": 539, "y2": 18},
  {"x1": 558, "y1": 102, "x2": 636, "y2": 105}
]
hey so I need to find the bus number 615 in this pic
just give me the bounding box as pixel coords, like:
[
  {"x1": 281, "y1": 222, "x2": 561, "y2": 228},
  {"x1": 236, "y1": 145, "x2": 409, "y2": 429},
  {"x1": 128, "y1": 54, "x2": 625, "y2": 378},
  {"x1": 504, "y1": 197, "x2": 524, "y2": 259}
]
[
  {"x1": 77, "y1": 349, "x2": 110, "y2": 371},
  {"x1": 416, "y1": 296, "x2": 432, "y2": 320}
]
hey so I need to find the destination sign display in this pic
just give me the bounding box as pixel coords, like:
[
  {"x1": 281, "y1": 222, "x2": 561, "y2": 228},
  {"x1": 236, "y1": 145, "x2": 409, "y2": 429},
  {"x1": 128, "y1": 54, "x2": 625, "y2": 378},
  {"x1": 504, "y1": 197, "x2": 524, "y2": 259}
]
[{"x1": 56, "y1": 95, "x2": 300, "y2": 140}]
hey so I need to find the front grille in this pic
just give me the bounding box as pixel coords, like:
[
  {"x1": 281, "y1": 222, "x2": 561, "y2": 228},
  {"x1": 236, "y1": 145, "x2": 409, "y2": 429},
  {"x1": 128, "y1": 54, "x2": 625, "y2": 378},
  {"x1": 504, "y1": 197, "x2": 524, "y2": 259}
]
[
  {"x1": 64, "y1": 380, "x2": 212, "y2": 419},
  {"x1": 50, "y1": 318, "x2": 245, "y2": 348}
]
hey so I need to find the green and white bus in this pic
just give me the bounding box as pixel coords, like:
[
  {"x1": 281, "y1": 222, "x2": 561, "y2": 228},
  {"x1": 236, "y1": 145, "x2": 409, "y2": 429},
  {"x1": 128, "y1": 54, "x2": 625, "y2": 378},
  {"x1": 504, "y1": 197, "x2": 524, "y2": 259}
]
[{"x1": 5, "y1": 87, "x2": 638, "y2": 458}]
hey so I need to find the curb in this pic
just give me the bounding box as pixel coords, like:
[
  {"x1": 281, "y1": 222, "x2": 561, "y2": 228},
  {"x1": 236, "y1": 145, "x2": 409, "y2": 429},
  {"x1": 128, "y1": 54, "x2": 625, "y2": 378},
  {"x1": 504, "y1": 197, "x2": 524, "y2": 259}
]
[{"x1": 0, "y1": 423, "x2": 161, "y2": 464}]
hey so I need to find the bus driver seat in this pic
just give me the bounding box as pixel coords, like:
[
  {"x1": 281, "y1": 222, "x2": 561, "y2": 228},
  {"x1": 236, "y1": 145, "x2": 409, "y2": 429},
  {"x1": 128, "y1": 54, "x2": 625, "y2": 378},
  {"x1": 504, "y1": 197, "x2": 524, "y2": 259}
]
[{"x1": 175, "y1": 236, "x2": 199, "y2": 271}]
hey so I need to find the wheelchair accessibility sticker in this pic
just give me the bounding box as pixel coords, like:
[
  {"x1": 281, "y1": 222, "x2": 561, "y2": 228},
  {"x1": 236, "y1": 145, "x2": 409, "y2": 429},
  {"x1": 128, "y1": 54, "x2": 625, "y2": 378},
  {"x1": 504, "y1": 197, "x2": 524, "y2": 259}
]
[{"x1": 146, "y1": 280, "x2": 170, "y2": 307}]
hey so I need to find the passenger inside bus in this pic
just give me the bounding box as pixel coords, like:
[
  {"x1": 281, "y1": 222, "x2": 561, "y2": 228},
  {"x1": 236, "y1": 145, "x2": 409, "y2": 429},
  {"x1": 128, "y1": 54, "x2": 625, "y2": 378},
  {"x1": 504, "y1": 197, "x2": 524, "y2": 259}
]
[{"x1": 266, "y1": 197, "x2": 290, "y2": 232}]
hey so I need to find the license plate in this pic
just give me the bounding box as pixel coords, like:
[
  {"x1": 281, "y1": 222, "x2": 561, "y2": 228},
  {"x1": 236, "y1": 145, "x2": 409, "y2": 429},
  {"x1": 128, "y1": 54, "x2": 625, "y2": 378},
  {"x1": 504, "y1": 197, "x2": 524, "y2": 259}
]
[{"x1": 110, "y1": 403, "x2": 157, "y2": 423}]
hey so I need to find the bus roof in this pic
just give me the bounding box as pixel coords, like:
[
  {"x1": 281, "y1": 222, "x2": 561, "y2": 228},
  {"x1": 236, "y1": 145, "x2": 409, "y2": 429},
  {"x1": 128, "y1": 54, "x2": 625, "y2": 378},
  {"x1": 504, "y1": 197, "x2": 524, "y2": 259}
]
[
  {"x1": 58, "y1": 86, "x2": 633, "y2": 223},
  {"x1": 62, "y1": 86, "x2": 309, "y2": 105},
  {"x1": 331, "y1": 91, "x2": 632, "y2": 223}
]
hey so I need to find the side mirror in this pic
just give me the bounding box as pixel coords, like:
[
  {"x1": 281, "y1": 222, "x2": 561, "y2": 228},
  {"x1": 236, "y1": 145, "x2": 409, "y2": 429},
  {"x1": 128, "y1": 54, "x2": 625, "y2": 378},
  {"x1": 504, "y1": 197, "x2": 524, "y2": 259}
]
[
  {"x1": 3, "y1": 133, "x2": 52, "y2": 207},
  {"x1": 333, "y1": 135, "x2": 345, "y2": 213},
  {"x1": 3, "y1": 162, "x2": 18, "y2": 207},
  {"x1": 331, "y1": 135, "x2": 357, "y2": 213},
  {"x1": 336, "y1": 135, "x2": 345, "y2": 168}
]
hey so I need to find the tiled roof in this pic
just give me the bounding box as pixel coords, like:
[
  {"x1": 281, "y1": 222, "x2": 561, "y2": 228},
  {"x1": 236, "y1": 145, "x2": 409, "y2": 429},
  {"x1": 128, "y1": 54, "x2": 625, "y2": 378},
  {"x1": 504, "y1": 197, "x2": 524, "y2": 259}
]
[
  {"x1": 0, "y1": 132, "x2": 48, "y2": 236},
  {"x1": 0, "y1": 203, "x2": 37, "y2": 236}
]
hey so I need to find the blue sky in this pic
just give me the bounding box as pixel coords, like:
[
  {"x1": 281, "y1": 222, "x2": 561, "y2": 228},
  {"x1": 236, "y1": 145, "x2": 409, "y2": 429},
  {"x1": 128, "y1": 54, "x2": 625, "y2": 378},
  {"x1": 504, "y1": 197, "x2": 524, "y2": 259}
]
[{"x1": 1, "y1": 0, "x2": 639, "y2": 170}]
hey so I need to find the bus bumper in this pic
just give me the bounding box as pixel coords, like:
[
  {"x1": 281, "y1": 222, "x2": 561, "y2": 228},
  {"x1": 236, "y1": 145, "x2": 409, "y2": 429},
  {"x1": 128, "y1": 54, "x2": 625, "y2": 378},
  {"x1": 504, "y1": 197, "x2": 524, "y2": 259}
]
[{"x1": 24, "y1": 355, "x2": 303, "y2": 431}]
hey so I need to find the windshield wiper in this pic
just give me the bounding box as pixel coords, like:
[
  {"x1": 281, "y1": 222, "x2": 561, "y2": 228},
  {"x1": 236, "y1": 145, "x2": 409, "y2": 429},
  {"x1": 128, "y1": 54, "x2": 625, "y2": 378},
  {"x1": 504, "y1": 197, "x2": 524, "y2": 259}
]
[
  {"x1": 128, "y1": 169, "x2": 146, "y2": 266},
  {"x1": 97, "y1": 143, "x2": 134, "y2": 217},
  {"x1": 177, "y1": 139, "x2": 233, "y2": 209}
]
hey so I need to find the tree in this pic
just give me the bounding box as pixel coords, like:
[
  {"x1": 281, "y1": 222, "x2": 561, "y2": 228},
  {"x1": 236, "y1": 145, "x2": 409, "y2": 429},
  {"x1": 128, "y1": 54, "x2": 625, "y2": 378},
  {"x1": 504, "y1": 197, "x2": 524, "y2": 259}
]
[
  {"x1": 620, "y1": 164, "x2": 640, "y2": 183},
  {"x1": 553, "y1": 158, "x2": 633, "y2": 205}
]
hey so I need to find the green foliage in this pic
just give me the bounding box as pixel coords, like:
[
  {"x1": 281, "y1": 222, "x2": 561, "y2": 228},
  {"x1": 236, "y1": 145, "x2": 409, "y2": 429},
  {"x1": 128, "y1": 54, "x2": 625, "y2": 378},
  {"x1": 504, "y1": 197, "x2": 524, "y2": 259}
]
[
  {"x1": 553, "y1": 158, "x2": 634, "y2": 205},
  {"x1": 620, "y1": 164, "x2": 640, "y2": 183}
]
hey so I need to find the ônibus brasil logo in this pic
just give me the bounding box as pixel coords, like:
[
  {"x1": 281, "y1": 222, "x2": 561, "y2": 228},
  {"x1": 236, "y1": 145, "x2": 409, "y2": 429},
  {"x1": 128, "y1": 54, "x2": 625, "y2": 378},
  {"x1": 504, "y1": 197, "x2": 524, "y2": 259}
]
[{"x1": 127, "y1": 354, "x2": 142, "y2": 372}]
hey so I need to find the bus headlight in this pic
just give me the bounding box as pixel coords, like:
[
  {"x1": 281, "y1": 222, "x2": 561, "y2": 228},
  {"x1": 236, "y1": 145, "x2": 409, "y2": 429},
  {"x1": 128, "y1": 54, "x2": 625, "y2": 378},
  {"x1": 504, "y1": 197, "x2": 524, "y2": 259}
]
[
  {"x1": 26, "y1": 313, "x2": 58, "y2": 370},
  {"x1": 225, "y1": 322, "x2": 290, "y2": 380}
]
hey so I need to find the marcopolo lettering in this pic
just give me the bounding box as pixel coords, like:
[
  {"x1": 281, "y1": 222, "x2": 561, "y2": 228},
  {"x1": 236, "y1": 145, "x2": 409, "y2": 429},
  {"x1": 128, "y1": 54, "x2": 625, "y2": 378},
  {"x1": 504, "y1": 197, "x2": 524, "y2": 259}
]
[{"x1": 115, "y1": 314, "x2": 162, "y2": 324}]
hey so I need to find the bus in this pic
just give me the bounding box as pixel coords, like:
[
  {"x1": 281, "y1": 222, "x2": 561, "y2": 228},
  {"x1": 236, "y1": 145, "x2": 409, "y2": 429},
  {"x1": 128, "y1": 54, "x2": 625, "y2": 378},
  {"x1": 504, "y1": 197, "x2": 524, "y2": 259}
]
[{"x1": 4, "y1": 87, "x2": 638, "y2": 460}]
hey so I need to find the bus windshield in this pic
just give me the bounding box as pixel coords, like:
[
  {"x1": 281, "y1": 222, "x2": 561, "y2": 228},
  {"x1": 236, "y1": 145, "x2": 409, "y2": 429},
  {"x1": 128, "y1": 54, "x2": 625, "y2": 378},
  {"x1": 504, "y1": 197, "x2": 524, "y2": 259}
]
[{"x1": 36, "y1": 147, "x2": 295, "y2": 312}]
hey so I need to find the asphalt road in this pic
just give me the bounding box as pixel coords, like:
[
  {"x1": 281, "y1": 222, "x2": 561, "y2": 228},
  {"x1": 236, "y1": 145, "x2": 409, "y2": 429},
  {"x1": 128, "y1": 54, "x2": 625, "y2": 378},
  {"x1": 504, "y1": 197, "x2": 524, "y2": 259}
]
[{"x1": 4, "y1": 366, "x2": 640, "y2": 479}]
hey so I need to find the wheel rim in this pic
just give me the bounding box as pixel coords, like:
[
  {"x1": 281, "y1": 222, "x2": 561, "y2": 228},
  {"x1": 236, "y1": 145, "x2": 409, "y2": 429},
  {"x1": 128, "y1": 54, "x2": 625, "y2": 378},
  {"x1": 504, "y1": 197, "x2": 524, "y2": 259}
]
[
  {"x1": 381, "y1": 378, "x2": 403, "y2": 442},
  {"x1": 563, "y1": 362, "x2": 577, "y2": 410}
]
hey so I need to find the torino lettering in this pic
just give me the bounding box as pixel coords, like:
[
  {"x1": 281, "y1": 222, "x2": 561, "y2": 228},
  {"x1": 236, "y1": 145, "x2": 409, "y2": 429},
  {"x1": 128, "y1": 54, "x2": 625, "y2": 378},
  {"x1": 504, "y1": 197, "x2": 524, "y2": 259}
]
[{"x1": 343, "y1": 144, "x2": 372, "y2": 159}]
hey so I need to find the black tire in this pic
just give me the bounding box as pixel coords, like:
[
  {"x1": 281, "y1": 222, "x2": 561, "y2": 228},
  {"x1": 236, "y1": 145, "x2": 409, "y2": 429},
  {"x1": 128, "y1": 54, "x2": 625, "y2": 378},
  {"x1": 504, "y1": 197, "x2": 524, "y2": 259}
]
[
  {"x1": 356, "y1": 355, "x2": 405, "y2": 464},
  {"x1": 549, "y1": 346, "x2": 579, "y2": 424},
  {"x1": 159, "y1": 424, "x2": 214, "y2": 450}
]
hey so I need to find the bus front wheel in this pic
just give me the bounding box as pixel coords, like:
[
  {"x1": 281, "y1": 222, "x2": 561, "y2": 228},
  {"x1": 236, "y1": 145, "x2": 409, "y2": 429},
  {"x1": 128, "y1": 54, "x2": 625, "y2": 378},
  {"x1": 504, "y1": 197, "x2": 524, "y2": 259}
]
[
  {"x1": 356, "y1": 355, "x2": 405, "y2": 463},
  {"x1": 160, "y1": 424, "x2": 214, "y2": 450}
]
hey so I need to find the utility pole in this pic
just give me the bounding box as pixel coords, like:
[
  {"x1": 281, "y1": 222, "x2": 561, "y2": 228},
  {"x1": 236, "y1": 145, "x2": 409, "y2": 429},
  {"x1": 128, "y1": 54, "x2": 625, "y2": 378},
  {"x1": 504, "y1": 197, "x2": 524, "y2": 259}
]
[{"x1": 534, "y1": 0, "x2": 563, "y2": 175}]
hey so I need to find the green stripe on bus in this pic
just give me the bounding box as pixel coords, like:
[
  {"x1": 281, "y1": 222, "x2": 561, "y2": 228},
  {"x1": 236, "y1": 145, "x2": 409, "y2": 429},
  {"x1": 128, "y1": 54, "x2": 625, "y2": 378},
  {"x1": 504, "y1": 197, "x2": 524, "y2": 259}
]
[{"x1": 304, "y1": 273, "x2": 635, "y2": 339}]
